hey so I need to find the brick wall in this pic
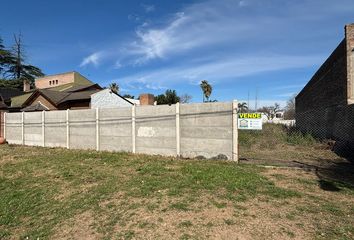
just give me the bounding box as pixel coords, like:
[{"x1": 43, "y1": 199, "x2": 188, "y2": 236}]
[
  {"x1": 296, "y1": 24, "x2": 354, "y2": 156},
  {"x1": 35, "y1": 72, "x2": 75, "y2": 89},
  {"x1": 0, "y1": 111, "x2": 3, "y2": 138},
  {"x1": 346, "y1": 24, "x2": 354, "y2": 101}
]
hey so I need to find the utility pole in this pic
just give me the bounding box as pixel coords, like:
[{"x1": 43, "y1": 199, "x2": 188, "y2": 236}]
[
  {"x1": 255, "y1": 87, "x2": 258, "y2": 111},
  {"x1": 247, "y1": 90, "x2": 250, "y2": 112}
]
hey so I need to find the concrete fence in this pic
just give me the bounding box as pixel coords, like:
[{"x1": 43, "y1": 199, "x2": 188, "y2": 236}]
[{"x1": 3, "y1": 102, "x2": 239, "y2": 161}]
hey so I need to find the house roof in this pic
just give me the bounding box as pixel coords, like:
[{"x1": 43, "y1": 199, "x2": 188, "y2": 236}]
[
  {"x1": 59, "y1": 90, "x2": 98, "y2": 103},
  {"x1": 91, "y1": 88, "x2": 134, "y2": 105},
  {"x1": 0, "y1": 88, "x2": 23, "y2": 101},
  {"x1": 10, "y1": 75, "x2": 102, "y2": 108},
  {"x1": 21, "y1": 102, "x2": 49, "y2": 112},
  {"x1": 21, "y1": 89, "x2": 98, "y2": 107},
  {"x1": 0, "y1": 101, "x2": 8, "y2": 109},
  {"x1": 11, "y1": 92, "x2": 33, "y2": 108}
]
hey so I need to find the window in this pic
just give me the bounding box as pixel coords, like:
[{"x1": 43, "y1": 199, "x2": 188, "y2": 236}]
[
  {"x1": 56, "y1": 80, "x2": 58, "y2": 84},
  {"x1": 49, "y1": 81, "x2": 52, "y2": 85}
]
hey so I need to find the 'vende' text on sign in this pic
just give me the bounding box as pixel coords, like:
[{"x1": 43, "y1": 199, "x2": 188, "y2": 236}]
[{"x1": 238, "y1": 113, "x2": 263, "y2": 130}]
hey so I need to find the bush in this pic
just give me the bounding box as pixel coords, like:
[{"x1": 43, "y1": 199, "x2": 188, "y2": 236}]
[{"x1": 238, "y1": 123, "x2": 318, "y2": 148}]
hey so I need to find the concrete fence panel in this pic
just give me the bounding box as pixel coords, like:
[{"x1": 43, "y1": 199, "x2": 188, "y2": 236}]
[
  {"x1": 24, "y1": 112, "x2": 42, "y2": 146},
  {"x1": 99, "y1": 107, "x2": 132, "y2": 152},
  {"x1": 5, "y1": 112, "x2": 22, "y2": 145},
  {"x1": 180, "y1": 102, "x2": 233, "y2": 159},
  {"x1": 135, "y1": 104, "x2": 176, "y2": 156},
  {"x1": 45, "y1": 110, "x2": 67, "y2": 148},
  {"x1": 69, "y1": 109, "x2": 96, "y2": 150}
]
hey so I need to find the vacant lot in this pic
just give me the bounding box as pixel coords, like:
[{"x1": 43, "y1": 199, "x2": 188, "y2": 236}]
[{"x1": 0, "y1": 143, "x2": 353, "y2": 240}]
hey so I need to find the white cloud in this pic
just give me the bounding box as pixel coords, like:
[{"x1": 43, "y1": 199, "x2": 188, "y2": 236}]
[
  {"x1": 80, "y1": 52, "x2": 102, "y2": 67},
  {"x1": 141, "y1": 4, "x2": 155, "y2": 13},
  {"x1": 116, "y1": 54, "x2": 323, "y2": 90},
  {"x1": 114, "y1": 61, "x2": 123, "y2": 69}
]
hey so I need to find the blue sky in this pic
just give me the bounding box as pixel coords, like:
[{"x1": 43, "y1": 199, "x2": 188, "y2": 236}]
[{"x1": 1, "y1": 0, "x2": 354, "y2": 107}]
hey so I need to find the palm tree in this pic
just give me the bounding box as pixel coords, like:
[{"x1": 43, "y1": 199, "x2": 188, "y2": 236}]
[
  {"x1": 237, "y1": 102, "x2": 248, "y2": 113},
  {"x1": 200, "y1": 80, "x2": 212, "y2": 102},
  {"x1": 109, "y1": 82, "x2": 119, "y2": 94}
]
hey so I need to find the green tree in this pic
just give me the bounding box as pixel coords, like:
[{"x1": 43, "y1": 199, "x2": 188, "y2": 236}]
[
  {"x1": 5, "y1": 33, "x2": 44, "y2": 83},
  {"x1": 0, "y1": 37, "x2": 12, "y2": 76},
  {"x1": 109, "y1": 82, "x2": 119, "y2": 94},
  {"x1": 122, "y1": 94, "x2": 134, "y2": 99},
  {"x1": 155, "y1": 89, "x2": 180, "y2": 105},
  {"x1": 200, "y1": 80, "x2": 212, "y2": 102}
]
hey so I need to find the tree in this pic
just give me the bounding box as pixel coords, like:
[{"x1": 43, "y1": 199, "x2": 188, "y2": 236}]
[
  {"x1": 155, "y1": 89, "x2": 180, "y2": 105},
  {"x1": 5, "y1": 33, "x2": 44, "y2": 83},
  {"x1": 200, "y1": 80, "x2": 212, "y2": 102},
  {"x1": 237, "y1": 102, "x2": 248, "y2": 113},
  {"x1": 258, "y1": 103, "x2": 281, "y2": 120},
  {"x1": 179, "y1": 94, "x2": 192, "y2": 103},
  {"x1": 109, "y1": 82, "x2": 119, "y2": 94},
  {"x1": 0, "y1": 78, "x2": 23, "y2": 90},
  {"x1": 0, "y1": 37, "x2": 13, "y2": 76},
  {"x1": 284, "y1": 95, "x2": 296, "y2": 120},
  {"x1": 155, "y1": 94, "x2": 167, "y2": 105},
  {"x1": 122, "y1": 94, "x2": 135, "y2": 99}
]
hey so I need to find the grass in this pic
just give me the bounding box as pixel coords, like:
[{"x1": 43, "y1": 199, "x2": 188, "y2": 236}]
[
  {"x1": 0, "y1": 144, "x2": 353, "y2": 239},
  {"x1": 238, "y1": 123, "x2": 347, "y2": 168}
]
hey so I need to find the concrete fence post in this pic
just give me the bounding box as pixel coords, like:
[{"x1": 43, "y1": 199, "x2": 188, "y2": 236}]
[
  {"x1": 96, "y1": 108, "x2": 100, "y2": 151},
  {"x1": 3, "y1": 112, "x2": 6, "y2": 139},
  {"x1": 176, "y1": 102, "x2": 180, "y2": 157},
  {"x1": 132, "y1": 105, "x2": 136, "y2": 153},
  {"x1": 21, "y1": 111, "x2": 25, "y2": 145},
  {"x1": 232, "y1": 100, "x2": 239, "y2": 162},
  {"x1": 66, "y1": 109, "x2": 70, "y2": 149},
  {"x1": 42, "y1": 111, "x2": 45, "y2": 147}
]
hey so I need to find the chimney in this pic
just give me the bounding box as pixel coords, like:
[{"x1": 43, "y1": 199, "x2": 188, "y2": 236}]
[
  {"x1": 23, "y1": 79, "x2": 31, "y2": 92},
  {"x1": 139, "y1": 93, "x2": 155, "y2": 105}
]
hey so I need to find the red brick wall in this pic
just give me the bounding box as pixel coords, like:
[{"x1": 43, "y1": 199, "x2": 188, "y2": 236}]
[
  {"x1": 139, "y1": 94, "x2": 155, "y2": 105},
  {"x1": 0, "y1": 111, "x2": 4, "y2": 138}
]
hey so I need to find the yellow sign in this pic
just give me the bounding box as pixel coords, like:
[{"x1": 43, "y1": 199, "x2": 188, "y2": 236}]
[{"x1": 238, "y1": 113, "x2": 262, "y2": 119}]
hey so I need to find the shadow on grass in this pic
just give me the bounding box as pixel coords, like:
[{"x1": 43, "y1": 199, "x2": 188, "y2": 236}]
[{"x1": 292, "y1": 160, "x2": 354, "y2": 192}]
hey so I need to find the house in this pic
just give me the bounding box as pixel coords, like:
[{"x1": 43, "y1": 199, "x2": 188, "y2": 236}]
[
  {"x1": 9, "y1": 71, "x2": 102, "y2": 111},
  {"x1": 91, "y1": 89, "x2": 133, "y2": 109},
  {"x1": 296, "y1": 23, "x2": 354, "y2": 154},
  {"x1": 91, "y1": 91, "x2": 156, "y2": 109},
  {"x1": 0, "y1": 88, "x2": 23, "y2": 138},
  {"x1": 0, "y1": 88, "x2": 23, "y2": 110}
]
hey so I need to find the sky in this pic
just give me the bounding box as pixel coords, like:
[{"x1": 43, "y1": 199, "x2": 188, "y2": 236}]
[{"x1": 1, "y1": 0, "x2": 354, "y2": 108}]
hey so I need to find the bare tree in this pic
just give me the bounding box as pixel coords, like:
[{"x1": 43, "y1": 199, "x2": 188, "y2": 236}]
[
  {"x1": 284, "y1": 95, "x2": 296, "y2": 120},
  {"x1": 179, "y1": 94, "x2": 192, "y2": 103},
  {"x1": 258, "y1": 103, "x2": 280, "y2": 120},
  {"x1": 5, "y1": 33, "x2": 44, "y2": 82}
]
